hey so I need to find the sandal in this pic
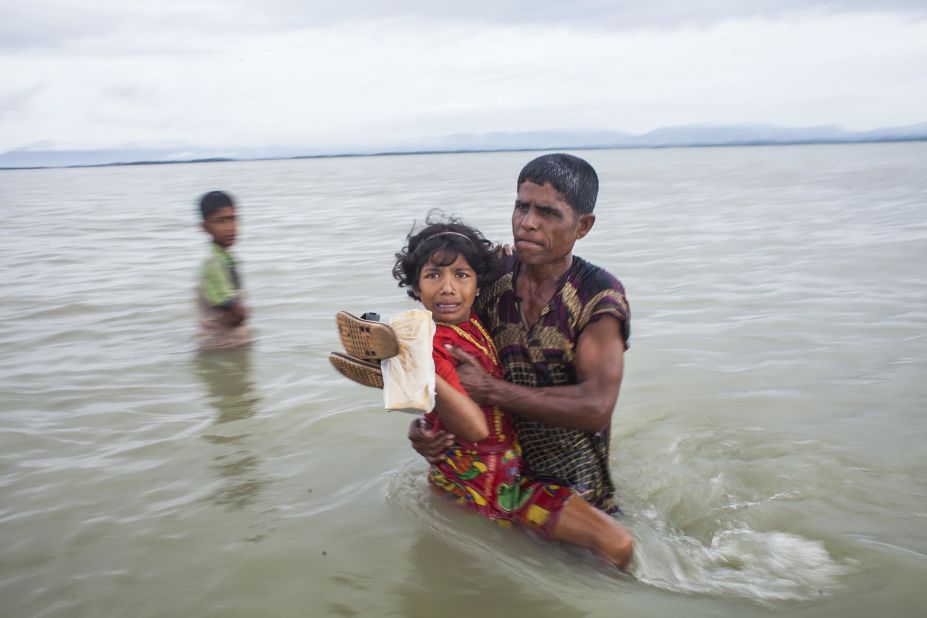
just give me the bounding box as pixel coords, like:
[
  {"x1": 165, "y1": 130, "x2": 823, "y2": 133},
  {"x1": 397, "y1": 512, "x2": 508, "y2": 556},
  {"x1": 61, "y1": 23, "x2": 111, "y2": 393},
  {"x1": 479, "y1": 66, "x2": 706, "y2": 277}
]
[
  {"x1": 328, "y1": 351, "x2": 383, "y2": 389},
  {"x1": 335, "y1": 311, "x2": 400, "y2": 360}
]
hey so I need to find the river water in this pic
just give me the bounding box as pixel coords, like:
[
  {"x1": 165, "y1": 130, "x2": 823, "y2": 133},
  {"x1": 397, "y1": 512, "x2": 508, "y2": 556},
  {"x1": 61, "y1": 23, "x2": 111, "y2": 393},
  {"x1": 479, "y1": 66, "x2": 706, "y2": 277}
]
[{"x1": 1, "y1": 143, "x2": 925, "y2": 617}]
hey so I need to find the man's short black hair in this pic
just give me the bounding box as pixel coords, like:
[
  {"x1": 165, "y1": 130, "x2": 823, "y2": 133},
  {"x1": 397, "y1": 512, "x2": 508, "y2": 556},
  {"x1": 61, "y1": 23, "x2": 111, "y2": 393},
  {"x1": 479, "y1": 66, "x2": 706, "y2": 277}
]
[
  {"x1": 392, "y1": 211, "x2": 499, "y2": 301},
  {"x1": 517, "y1": 153, "x2": 599, "y2": 215},
  {"x1": 199, "y1": 190, "x2": 235, "y2": 220}
]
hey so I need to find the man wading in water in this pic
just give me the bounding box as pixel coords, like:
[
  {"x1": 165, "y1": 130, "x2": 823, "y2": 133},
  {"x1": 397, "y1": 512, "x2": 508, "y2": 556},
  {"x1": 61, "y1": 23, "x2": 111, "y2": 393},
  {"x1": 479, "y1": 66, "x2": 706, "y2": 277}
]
[{"x1": 410, "y1": 153, "x2": 631, "y2": 515}]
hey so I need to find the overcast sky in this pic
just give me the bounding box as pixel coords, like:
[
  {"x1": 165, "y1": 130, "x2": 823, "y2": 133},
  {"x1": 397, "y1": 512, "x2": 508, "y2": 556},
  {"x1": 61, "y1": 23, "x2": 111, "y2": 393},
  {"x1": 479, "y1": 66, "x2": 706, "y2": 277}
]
[{"x1": 2, "y1": 1, "x2": 926, "y2": 154}]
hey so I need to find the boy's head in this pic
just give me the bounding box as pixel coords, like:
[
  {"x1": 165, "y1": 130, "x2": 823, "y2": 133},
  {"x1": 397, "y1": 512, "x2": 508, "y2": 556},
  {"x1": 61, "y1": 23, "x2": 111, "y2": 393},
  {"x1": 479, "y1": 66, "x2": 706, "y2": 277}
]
[
  {"x1": 199, "y1": 190, "x2": 237, "y2": 248},
  {"x1": 392, "y1": 212, "x2": 499, "y2": 303}
]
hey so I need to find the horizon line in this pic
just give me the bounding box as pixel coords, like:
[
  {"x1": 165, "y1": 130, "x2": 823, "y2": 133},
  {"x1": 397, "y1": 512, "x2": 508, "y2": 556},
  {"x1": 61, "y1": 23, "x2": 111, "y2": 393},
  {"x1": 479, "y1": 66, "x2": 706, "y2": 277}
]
[{"x1": 2, "y1": 135, "x2": 926, "y2": 171}]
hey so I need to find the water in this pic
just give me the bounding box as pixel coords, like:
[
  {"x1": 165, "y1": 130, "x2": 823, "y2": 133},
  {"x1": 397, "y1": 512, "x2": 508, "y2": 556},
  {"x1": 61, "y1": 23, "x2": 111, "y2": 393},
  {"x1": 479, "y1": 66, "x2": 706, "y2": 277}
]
[{"x1": 1, "y1": 143, "x2": 925, "y2": 617}]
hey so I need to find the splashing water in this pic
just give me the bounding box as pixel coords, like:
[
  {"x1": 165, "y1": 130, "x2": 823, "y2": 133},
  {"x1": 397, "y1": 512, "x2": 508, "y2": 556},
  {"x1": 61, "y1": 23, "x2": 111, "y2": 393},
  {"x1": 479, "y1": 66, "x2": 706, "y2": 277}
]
[
  {"x1": 629, "y1": 515, "x2": 854, "y2": 602},
  {"x1": 387, "y1": 423, "x2": 857, "y2": 607}
]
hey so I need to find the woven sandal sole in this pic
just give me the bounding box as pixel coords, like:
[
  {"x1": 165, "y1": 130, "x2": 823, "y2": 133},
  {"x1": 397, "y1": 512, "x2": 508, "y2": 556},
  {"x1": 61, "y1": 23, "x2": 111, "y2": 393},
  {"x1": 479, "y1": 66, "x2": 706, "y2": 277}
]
[
  {"x1": 329, "y1": 351, "x2": 384, "y2": 389},
  {"x1": 336, "y1": 311, "x2": 400, "y2": 360}
]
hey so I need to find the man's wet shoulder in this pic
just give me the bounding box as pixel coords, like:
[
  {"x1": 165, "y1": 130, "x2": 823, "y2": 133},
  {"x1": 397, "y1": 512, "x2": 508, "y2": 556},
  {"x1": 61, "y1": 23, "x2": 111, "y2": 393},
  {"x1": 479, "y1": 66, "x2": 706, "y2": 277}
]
[{"x1": 570, "y1": 255, "x2": 626, "y2": 297}]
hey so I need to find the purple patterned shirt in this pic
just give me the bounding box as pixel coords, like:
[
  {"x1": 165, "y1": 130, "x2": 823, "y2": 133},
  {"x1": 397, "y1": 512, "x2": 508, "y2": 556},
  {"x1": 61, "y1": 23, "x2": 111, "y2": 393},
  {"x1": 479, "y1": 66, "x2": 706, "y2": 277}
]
[{"x1": 475, "y1": 253, "x2": 630, "y2": 511}]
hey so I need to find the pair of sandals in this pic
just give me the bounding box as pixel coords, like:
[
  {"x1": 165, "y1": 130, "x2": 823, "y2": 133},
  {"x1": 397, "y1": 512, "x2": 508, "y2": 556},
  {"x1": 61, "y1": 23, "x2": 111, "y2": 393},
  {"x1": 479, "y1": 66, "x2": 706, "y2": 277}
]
[{"x1": 329, "y1": 312, "x2": 400, "y2": 389}]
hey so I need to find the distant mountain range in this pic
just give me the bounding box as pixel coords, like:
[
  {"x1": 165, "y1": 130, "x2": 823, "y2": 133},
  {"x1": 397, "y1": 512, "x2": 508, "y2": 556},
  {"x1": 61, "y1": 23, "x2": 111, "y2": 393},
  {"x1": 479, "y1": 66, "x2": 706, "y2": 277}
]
[{"x1": 3, "y1": 122, "x2": 926, "y2": 169}]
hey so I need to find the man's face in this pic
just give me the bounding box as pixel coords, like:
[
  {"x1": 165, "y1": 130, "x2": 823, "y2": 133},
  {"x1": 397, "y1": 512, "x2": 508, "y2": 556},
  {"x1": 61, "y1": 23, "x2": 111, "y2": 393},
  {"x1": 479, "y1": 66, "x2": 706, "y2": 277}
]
[
  {"x1": 202, "y1": 206, "x2": 238, "y2": 248},
  {"x1": 511, "y1": 181, "x2": 594, "y2": 265}
]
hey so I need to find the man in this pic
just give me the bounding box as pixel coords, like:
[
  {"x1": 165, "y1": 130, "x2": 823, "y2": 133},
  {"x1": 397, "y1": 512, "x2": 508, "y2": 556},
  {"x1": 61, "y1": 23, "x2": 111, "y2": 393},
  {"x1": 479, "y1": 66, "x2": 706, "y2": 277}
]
[{"x1": 410, "y1": 153, "x2": 630, "y2": 512}]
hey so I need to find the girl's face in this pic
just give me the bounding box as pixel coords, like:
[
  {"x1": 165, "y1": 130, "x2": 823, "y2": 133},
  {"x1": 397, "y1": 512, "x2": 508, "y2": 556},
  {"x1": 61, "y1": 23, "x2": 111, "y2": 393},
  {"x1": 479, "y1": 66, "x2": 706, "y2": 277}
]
[{"x1": 416, "y1": 252, "x2": 477, "y2": 324}]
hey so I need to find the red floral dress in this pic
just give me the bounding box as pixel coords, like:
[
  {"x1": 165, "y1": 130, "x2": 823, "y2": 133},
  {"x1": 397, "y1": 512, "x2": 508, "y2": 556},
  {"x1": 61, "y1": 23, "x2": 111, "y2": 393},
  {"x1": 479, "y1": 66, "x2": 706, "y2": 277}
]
[{"x1": 425, "y1": 311, "x2": 573, "y2": 539}]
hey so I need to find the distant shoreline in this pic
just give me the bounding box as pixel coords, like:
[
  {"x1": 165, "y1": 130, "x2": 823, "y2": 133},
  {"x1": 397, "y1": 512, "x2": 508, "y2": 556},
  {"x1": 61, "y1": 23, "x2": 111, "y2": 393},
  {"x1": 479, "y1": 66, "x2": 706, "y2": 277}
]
[{"x1": 2, "y1": 136, "x2": 925, "y2": 171}]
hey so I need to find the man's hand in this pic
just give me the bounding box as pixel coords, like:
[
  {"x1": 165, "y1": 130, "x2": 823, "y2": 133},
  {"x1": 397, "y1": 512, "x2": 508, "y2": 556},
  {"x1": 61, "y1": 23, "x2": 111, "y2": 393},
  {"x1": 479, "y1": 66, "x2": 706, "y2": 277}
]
[
  {"x1": 407, "y1": 416, "x2": 455, "y2": 465},
  {"x1": 446, "y1": 345, "x2": 496, "y2": 404}
]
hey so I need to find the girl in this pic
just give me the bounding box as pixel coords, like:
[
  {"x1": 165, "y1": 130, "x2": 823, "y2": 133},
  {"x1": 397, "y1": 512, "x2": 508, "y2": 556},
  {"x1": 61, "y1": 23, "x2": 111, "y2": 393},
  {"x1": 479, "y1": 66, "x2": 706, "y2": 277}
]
[{"x1": 391, "y1": 217, "x2": 634, "y2": 569}]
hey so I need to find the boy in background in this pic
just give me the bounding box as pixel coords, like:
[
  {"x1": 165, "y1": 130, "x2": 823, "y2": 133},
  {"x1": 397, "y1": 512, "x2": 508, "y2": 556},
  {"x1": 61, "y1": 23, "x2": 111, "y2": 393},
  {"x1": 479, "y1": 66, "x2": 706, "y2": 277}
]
[{"x1": 196, "y1": 190, "x2": 251, "y2": 351}]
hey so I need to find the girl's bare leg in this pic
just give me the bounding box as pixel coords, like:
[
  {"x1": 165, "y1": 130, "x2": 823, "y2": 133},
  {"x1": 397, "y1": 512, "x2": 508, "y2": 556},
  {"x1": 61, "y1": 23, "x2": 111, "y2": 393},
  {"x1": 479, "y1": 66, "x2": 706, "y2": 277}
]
[{"x1": 551, "y1": 495, "x2": 634, "y2": 570}]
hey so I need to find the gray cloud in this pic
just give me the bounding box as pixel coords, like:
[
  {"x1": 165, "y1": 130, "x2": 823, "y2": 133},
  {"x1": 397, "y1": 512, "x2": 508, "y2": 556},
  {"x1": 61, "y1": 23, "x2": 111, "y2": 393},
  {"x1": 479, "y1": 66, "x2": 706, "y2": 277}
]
[
  {"x1": 102, "y1": 83, "x2": 156, "y2": 101},
  {"x1": 0, "y1": 4, "x2": 116, "y2": 50},
  {"x1": 2, "y1": 1, "x2": 925, "y2": 52},
  {"x1": 262, "y1": 0, "x2": 927, "y2": 27},
  {"x1": 0, "y1": 84, "x2": 44, "y2": 120},
  {"x1": 2, "y1": 1, "x2": 925, "y2": 152}
]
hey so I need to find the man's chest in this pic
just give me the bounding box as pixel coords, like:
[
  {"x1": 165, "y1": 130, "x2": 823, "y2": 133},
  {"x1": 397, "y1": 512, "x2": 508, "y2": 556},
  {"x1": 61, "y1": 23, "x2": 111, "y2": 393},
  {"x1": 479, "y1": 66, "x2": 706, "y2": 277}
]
[{"x1": 490, "y1": 295, "x2": 580, "y2": 384}]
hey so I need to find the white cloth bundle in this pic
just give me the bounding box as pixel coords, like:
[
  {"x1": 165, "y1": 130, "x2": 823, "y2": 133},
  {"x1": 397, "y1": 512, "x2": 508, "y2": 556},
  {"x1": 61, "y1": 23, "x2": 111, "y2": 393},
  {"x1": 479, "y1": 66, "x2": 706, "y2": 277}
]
[{"x1": 382, "y1": 309, "x2": 436, "y2": 413}]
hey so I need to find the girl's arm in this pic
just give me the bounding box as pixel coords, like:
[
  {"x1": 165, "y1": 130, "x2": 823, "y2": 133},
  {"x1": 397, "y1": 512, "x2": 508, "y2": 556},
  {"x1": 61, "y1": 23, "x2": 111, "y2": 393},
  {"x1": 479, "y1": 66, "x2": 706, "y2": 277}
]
[{"x1": 432, "y1": 375, "x2": 489, "y2": 442}]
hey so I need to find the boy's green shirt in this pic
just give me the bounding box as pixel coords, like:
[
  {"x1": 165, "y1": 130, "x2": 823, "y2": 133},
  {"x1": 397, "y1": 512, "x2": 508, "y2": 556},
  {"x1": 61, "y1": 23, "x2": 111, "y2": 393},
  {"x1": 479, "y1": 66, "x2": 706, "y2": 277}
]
[{"x1": 200, "y1": 243, "x2": 240, "y2": 308}]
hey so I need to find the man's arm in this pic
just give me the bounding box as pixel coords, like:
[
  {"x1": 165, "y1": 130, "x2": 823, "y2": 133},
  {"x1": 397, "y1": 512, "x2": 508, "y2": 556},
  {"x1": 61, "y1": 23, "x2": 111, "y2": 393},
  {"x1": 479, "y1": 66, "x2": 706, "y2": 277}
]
[
  {"x1": 408, "y1": 417, "x2": 456, "y2": 464},
  {"x1": 449, "y1": 315, "x2": 625, "y2": 433}
]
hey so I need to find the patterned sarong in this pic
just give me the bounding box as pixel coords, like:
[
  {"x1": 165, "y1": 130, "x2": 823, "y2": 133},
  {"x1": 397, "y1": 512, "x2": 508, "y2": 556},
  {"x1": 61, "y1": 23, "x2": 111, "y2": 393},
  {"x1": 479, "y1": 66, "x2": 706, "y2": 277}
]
[{"x1": 426, "y1": 313, "x2": 572, "y2": 538}]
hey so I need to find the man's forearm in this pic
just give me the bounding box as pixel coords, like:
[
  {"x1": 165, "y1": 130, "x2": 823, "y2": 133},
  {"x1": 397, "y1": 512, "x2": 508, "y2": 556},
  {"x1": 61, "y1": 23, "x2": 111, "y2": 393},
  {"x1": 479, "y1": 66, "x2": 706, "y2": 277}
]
[
  {"x1": 450, "y1": 318, "x2": 625, "y2": 433},
  {"x1": 483, "y1": 377, "x2": 616, "y2": 432}
]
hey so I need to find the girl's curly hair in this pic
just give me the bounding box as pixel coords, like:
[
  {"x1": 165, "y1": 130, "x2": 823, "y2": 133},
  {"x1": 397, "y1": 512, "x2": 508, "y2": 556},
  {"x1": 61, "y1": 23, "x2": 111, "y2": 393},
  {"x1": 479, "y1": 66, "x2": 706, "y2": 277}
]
[{"x1": 392, "y1": 211, "x2": 500, "y2": 301}]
